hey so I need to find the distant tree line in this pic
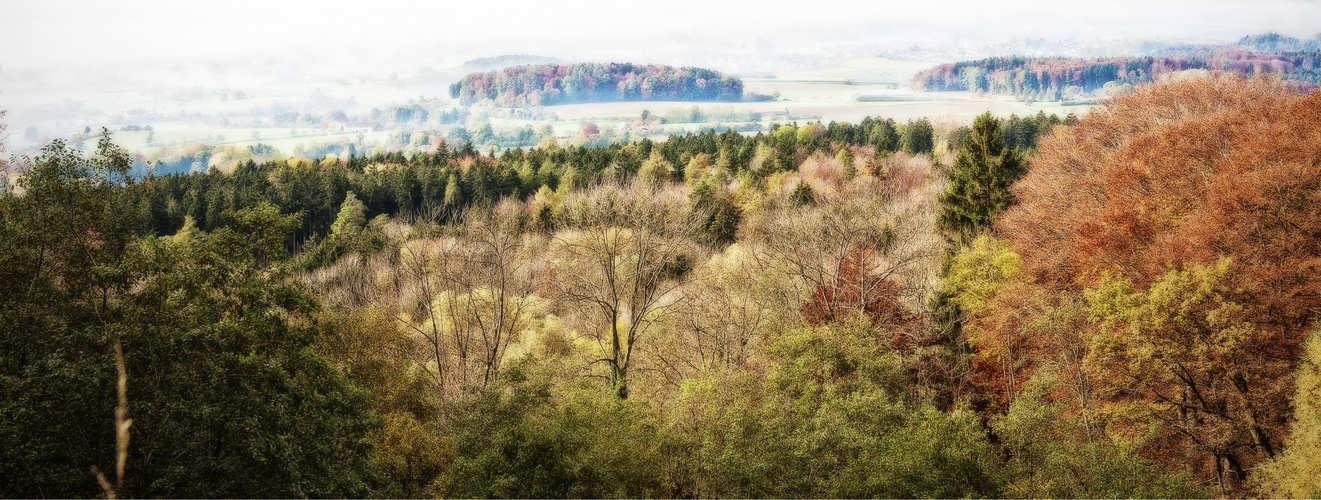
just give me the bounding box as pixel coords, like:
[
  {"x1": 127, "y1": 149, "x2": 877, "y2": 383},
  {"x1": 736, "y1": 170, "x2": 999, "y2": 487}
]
[
  {"x1": 122, "y1": 113, "x2": 1065, "y2": 270},
  {"x1": 449, "y1": 63, "x2": 744, "y2": 107},
  {"x1": 912, "y1": 36, "x2": 1321, "y2": 99},
  {"x1": 1236, "y1": 31, "x2": 1321, "y2": 52}
]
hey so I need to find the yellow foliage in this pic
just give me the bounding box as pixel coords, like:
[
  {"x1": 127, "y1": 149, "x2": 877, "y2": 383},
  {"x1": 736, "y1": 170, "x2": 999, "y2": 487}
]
[
  {"x1": 945, "y1": 235, "x2": 1024, "y2": 317},
  {"x1": 1256, "y1": 325, "x2": 1321, "y2": 498}
]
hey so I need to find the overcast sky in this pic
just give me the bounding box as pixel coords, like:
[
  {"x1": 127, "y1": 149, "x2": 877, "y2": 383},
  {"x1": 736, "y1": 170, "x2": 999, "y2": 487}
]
[{"x1": 5, "y1": 0, "x2": 1321, "y2": 73}]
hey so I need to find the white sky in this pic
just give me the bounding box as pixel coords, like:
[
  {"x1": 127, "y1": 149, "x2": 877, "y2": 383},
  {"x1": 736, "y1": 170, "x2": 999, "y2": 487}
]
[{"x1": 5, "y1": 0, "x2": 1321, "y2": 72}]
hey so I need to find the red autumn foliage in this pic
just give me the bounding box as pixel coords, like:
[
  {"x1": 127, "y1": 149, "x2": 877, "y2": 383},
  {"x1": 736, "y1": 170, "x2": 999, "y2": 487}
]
[{"x1": 800, "y1": 245, "x2": 917, "y2": 333}]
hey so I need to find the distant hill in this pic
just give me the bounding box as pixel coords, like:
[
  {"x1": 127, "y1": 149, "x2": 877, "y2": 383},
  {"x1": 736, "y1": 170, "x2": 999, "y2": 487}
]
[
  {"x1": 462, "y1": 55, "x2": 565, "y2": 73},
  {"x1": 911, "y1": 33, "x2": 1321, "y2": 100},
  {"x1": 449, "y1": 63, "x2": 743, "y2": 107},
  {"x1": 1236, "y1": 32, "x2": 1321, "y2": 52}
]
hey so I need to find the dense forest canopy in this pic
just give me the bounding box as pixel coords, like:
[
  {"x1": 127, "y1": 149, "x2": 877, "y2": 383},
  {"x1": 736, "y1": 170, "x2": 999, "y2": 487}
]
[
  {"x1": 969, "y1": 74, "x2": 1321, "y2": 494},
  {"x1": 448, "y1": 62, "x2": 744, "y2": 107},
  {"x1": 4, "y1": 74, "x2": 1321, "y2": 498},
  {"x1": 912, "y1": 33, "x2": 1321, "y2": 100}
]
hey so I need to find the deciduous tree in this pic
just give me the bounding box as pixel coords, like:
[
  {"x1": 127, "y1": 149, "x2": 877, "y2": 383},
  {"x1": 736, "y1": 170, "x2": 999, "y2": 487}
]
[
  {"x1": 552, "y1": 181, "x2": 704, "y2": 398},
  {"x1": 996, "y1": 74, "x2": 1321, "y2": 491}
]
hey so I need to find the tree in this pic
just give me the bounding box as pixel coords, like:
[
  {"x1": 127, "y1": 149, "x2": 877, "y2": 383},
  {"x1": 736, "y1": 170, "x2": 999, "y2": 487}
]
[
  {"x1": 551, "y1": 181, "x2": 704, "y2": 398},
  {"x1": 637, "y1": 150, "x2": 674, "y2": 185},
  {"x1": 789, "y1": 181, "x2": 815, "y2": 206},
  {"x1": 800, "y1": 245, "x2": 916, "y2": 330},
  {"x1": 742, "y1": 184, "x2": 942, "y2": 352},
  {"x1": 0, "y1": 136, "x2": 140, "y2": 497},
  {"x1": 995, "y1": 372, "x2": 1206, "y2": 498},
  {"x1": 0, "y1": 106, "x2": 7, "y2": 173},
  {"x1": 1086, "y1": 260, "x2": 1285, "y2": 492},
  {"x1": 663, "y1": 323, "x2": 1003, "y2": 498},
  {"x1": 442, "y1": 173, "x2": 463, "y2": 208},
  {"x1": 1256, "y1": 324, "x2": 1321, "y2": 498},
  {"x1": 667, "y1": 244, "x2": 774, "y2": 371},
  {"x1": 690, "y1": 177, "x2": 741, "y2": 246},
  {"x1": 118, "y1": 204, "x2": 383, "y2": 497},
  {"x1": 330, "y1": 190, "x2": 368, "y2": 240},
  {"x1": 900, "y1": 118, "x2": 934, "y2": 155},
  {"x1": 936, "y1": 112, "x2": 1025, "y2": 246},
  {"x1": 442, "y1": 365, "x2": 666, "y2": 498},
  {"x1": 434, "y1": 202, "x2": 541, "y2": 392},
  {"x1": 869, "y1": 118, "x2": 900, "y2": 153},
  {"x1": 0, "y1": 139, "x2": 381, "y2": 497},
  {"x1": 836, "y1": 148, "x2": 856, "y2": 182}
]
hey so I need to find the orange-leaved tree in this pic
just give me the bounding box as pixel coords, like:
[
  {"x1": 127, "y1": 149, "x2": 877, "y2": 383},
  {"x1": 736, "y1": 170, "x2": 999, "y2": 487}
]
[{"x1": 995, "y1": 74, "x2": 1321, "y2": 492}]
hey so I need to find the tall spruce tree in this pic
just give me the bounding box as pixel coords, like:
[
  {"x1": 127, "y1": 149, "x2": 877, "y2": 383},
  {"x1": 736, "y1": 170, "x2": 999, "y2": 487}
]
[{"x1": 936, "y1": 112, "x2": 1025, "y2": 246}]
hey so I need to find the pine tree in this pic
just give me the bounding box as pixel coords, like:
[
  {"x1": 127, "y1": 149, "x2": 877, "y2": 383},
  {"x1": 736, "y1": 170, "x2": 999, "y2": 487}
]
[
  {"x1": 329, "y1": 191, "x2": 367, "y2": 240},
  {"x1": 790, "y1": 181, "x2": 815, "y2": 207},
  {"x1": 836, "y1": 148, "x2": 856, "y2": 182},
  {"x1": 443, "y1": 173, "x2": 463, "y2": 209},
  {"x1": 900, "y1": 118, "x2": 935, "y2": 155},
  {"x1": 936, "y1": 112, "x2": 1024, "y2": 246}
]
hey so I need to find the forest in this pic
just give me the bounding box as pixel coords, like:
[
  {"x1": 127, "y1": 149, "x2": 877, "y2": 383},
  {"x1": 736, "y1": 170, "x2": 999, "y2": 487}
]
[
  {"x1": 911, "y1": 33, "x2": 1321, "y2": 100},
  {"x1": 2, "y1": 74, "x2": 1320, "y2": 498},
  {"x1": 448, "y1": 62, "x2": 744, "y2": 107}
]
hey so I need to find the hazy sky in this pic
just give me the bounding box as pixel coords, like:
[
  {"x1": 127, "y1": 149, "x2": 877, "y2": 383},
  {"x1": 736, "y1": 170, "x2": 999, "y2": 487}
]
[{"x1": 6, "y1": 0, "x2": 1321, "y2": 73}]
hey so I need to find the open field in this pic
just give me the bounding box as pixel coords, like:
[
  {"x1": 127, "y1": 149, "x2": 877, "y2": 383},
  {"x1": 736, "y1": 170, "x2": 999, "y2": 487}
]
[
  {"x1": 1, "y1": 56, "x2": 1090, "y2": 165},
  {"x1": 528, "y1": 58, "x2": 1088, "y2": 130}
]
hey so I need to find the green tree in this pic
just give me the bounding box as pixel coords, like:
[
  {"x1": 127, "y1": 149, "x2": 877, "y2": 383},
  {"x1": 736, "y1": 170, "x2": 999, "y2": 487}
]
[
  {"x1": 117, "y1": 204, "x2": 383, "y2": 497},
  {"x1": 790, "y1": 181, "x2": 815, "y2": 206},
  {"x1": 995, "y1": 373, "x2": 1207, "y2": 498},
  {"x1": 442, "y1": 364, "x2": 665, "y2": 498},
  {"x1": 637, "y1": 150, "x2": 674, "y2": 185},
  {"x1": 1086, "y1": 260, "x2": 1285, "y2": 492},
  {"x1": 870, "y1": 118, "x2": 900, "y2": 153},
  {"x1": 330, "y1": 190, "x2": 367, "y2": 240},
  {"x1": 0, "y1": 138, "x2": 382, "y2": 497},
  {"x1": 665, "y1": 324, "x2": 1004, "y2": 498},
  {"x1": 936, "y1": 112, "x2": 1025, "y2": 245},
  {"x1": 443, "y1": 172, "x2": 463, "y2": 208},
  {"x1": 690, "y1": 177, "x2": 741, "y2": 246},
  {"x1": 900, "y1": 118, "x2": 934, "y2": 155},
  {"x1": 836, "y1": 148, "x2": 856, "y2": 182},
  {"x1": 0, "y1": 136, "x2": 140, "y2": 497}
]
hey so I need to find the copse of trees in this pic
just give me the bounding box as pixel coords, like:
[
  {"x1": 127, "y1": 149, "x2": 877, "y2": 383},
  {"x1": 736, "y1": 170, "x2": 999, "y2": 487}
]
[
  {"x1": 1237, "y1": 31, "x2": 1321, "y2": 52},
  {"x1": 954, "y1": 74, "x2": 1321, "y2": 495},
  {"x1": 448, "y1": 62, "x2": 744, "y2": 107},
  {"x1": 125, "y1": 115, "x2": 1042, "y2": 255},
  {"x1": 912, "y1": 37, "x2": 1321, "y2": 100}
]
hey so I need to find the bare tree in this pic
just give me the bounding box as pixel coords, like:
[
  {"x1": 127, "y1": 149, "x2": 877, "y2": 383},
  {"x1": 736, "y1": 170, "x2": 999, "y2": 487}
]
[
  {"x1": 668, "y1": 244, "x2": 775, "y2": 374},
  {"x1": 551, "y1": 180, "x2": 705, "y2": 398},
  {"x1": 436, "y1": 200, "x2": 539, "y2": 391}
]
